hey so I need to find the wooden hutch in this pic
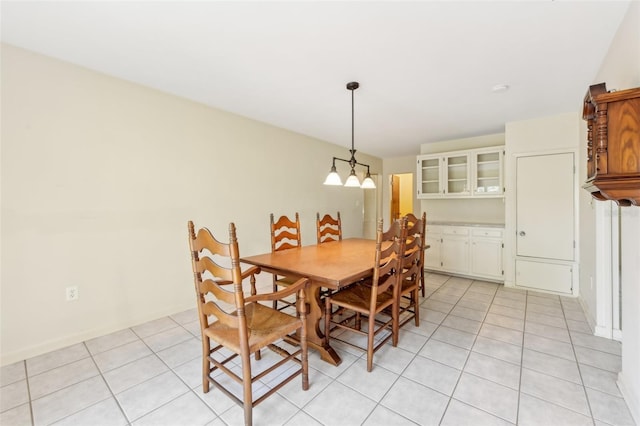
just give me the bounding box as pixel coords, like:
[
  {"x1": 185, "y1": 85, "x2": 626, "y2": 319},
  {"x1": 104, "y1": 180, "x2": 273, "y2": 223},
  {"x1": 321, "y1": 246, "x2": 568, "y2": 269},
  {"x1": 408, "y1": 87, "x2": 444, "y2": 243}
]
[{"x1": 583, "y1": 83, "x2": 640, "y2": 206}]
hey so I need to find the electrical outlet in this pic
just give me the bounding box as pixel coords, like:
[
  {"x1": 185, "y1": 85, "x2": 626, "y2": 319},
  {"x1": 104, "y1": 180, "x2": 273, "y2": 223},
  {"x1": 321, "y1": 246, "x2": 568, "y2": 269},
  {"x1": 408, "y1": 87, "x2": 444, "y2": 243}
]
[{"x1": 66, "y1": 286, "x2": 78, "y2": 301}]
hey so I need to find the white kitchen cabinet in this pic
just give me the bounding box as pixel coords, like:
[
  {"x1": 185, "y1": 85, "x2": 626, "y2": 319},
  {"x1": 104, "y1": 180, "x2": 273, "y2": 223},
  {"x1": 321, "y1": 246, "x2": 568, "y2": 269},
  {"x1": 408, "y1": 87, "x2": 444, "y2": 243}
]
[
  {"x1": 441, "y1": 232, "x2": 470, "y2": 274},
  {"x1": 443, "y1": 153, "x2": 470, "y2": 196},
  {"x1": 470, "y1": 228, "x2": 504, "y2": 280},
  {"x1": 417, "y1": 155, "x2": 443, "y2": 197},
  {"x1": 425, "y1": 224, "x2": 504, "y2": 282},
  {"x1": 472, "y1": 148, "x2": 504, "y2": 196},
  {"x1": 424, "y1": 225, "x2": 442, "y2": 269},
  {"x1": 417, "y1": 146, "x2": 504, "y2": 199}
]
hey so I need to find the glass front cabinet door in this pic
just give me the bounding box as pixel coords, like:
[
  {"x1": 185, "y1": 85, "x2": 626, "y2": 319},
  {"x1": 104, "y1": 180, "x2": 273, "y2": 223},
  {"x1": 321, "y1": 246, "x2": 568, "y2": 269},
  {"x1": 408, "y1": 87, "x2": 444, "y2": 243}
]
[
  {"x1": 472, "y1": 148, "x2": 504, "y2": 196},
  {"x1": 444, "y1": 153, "x2": 470, "y2": 195},
  {"x1": 417, "y1": 155, "x2": 442, "y2": 197}
]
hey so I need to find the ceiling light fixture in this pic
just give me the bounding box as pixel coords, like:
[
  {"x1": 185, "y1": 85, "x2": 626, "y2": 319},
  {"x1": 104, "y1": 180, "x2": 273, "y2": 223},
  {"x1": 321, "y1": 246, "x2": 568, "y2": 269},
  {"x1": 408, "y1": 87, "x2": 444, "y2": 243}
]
[
  {"x1": 491, "y1": 84, "x2": 510, "y2": 93},
  {"x1": 323, "y1": 82, "x2": 376, "y2": 189}
]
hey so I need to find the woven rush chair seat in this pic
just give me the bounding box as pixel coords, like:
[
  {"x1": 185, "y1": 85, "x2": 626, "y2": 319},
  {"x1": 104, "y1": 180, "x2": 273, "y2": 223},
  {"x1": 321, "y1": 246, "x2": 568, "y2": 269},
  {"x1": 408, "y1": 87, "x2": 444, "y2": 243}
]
[{"x1": 204, "y1": 303, "x2": 303, "y2": 354}]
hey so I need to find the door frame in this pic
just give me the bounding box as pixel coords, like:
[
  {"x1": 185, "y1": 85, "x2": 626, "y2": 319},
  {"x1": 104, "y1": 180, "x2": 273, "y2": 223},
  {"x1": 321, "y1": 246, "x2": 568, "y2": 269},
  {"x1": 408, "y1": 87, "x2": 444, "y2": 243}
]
[
  {"x1": 505, "y1": 148, "x2": 580, "y2": 296},
  {"x1": 389, "y1": 173, "x2": 414, "y2": 221},
  {"x1": 594, "y1": 200, "x2": 622, "y2": 341}
]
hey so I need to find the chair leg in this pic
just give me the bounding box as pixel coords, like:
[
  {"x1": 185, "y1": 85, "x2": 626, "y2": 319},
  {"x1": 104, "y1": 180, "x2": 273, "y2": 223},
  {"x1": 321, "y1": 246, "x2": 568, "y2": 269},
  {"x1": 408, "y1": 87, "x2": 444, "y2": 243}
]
[
  {"x1": 420, "y1": 269, "x2": 425, "y2": 297},
  {"x1": 366, "y1": 315, "x2": 375, "y2": 372},
  {"x1": 272, "y1": 276, "x2": 279, "y2": 310},
  {"x1": 299, "y1": 291, "x2": 309, "y2": 391},
  {"x1": 324, "y1": 298, "x2": 332, "y2": 347},
  {"x1": 202, "y1": 337, "x2": 210, "y2": 393},
  {"x1": 241, "y1": 352, "x2": 253, "y2": 426},
  {"x1": 413, "y1": 288, "x2": 420, "y2": 326},
  {"x1": 392, "y1": 301, "x2": 399, "y2": 347}
]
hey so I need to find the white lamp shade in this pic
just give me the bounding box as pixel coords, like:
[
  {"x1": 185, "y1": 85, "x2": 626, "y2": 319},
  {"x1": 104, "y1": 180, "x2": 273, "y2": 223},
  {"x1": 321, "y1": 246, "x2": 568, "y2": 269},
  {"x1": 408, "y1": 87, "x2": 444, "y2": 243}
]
[
  {"x1": 344, "y1": 173, "x2": 361, "y2": 187},
  {"x1": 323, "y1": 171, "x2": 343, "y2": 186},
  {"x1": 361, "y1": 176, "x2": 376, "y2": 189}
]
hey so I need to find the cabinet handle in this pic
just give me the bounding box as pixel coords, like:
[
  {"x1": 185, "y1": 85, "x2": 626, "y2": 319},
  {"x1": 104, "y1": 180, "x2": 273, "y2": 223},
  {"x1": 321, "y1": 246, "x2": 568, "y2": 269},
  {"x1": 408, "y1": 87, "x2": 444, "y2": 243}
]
[{"x1": 519, "y1": 231, "x2": 526, "y2": 237}]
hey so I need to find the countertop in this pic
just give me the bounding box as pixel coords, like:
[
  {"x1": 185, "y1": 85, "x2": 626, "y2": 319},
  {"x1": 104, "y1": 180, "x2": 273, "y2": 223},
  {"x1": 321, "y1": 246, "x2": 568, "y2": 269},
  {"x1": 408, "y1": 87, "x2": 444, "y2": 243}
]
[{"x1": 428, "y1": 221, "x2": 505, "y2": 228}]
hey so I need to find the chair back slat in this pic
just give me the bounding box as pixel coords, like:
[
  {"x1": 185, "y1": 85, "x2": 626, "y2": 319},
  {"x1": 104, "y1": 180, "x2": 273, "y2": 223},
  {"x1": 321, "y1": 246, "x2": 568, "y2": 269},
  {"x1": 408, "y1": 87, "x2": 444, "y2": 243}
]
[
  {"x1": 197, "y1": 256, "x2": 234, "y2": 283},
  {"x1": 199, "y1": 278, "x2": 236, "y2": 305},
  {"x1": 188, "y1": 222, "x2": 247, "y2": 330},
  {"x1": 316, "y1": 212, "x2": 342, "y2": 244},
  {"x1": 370, "y1": 218, "x2": 406, "y2": 297},
  {"x1": 403, "y1": 212, "x2": 426, "y2": 285},
  {"x1": 201, "y1": 300, "x2": 240, "y2": 328},
  {"x1": 271, "y1": 213, "x2": 302, "y2": 252},
  {"x1": 400, "y1": 234, "x2": 422, "y2": 283}
]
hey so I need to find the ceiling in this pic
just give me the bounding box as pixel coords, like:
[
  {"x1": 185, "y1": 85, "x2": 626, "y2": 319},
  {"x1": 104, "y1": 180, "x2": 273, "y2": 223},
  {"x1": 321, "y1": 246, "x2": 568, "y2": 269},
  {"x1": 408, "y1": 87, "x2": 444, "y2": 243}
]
[{"x1": 0, "y1": 1, "x2": 631, "y2": 158}]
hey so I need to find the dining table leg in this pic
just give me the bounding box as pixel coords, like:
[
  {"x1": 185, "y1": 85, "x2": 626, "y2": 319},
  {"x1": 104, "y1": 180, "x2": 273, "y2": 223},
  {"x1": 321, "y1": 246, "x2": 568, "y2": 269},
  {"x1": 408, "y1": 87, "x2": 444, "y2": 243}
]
[{"x1": 297, "y1": 280, "x2": 342, "y2": 366}]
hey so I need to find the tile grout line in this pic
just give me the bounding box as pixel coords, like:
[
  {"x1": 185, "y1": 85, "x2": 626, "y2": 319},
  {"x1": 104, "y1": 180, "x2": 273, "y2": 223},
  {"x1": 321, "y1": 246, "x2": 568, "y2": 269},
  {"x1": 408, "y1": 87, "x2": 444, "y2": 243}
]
[
  {"x1": 22, "y1": 360, "x2": 35, "y2": 426},
  {"x1": 439, "y1": 278, "x2": 513, "y2": 425},
  {"x1": 83, "y1": 340, "x2": 131, "y2": 426},
  {"x1": 125, "y1": 319, "x2": 213, "y2": 424},
  {"x1": 560, "y1": 298, "x2": 597, "y2": 426},
  {"x1": 355, "y1": 274, "x2": 453, "y2": 426},
  {"x1": 368, "y1": 274, "x2": 454, "y2": 425},
  {"x1": 515, "y1": 289, "x2": 529, "y2": 425}
]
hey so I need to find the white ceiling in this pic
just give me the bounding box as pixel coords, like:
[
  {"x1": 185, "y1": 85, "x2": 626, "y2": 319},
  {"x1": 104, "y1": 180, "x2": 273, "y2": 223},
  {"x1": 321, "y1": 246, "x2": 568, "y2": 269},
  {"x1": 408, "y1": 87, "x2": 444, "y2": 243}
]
[{"x1": 0, "y1": 1, "x2": 631, "y2": 158}]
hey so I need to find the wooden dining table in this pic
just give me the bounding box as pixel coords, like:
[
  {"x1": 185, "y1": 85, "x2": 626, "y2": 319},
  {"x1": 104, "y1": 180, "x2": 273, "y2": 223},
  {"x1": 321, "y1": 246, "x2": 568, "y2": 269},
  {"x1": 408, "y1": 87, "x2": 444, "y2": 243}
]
[{"x1": 240, "y1": 238, "x2": 377, "y2": 366}]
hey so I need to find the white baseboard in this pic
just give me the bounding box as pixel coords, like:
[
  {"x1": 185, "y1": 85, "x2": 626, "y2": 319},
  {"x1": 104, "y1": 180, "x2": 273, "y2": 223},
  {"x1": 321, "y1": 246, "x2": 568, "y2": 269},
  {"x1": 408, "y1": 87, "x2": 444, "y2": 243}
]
[{"x1": 0, "y1": 302, "x2": 194, "y2": 366}]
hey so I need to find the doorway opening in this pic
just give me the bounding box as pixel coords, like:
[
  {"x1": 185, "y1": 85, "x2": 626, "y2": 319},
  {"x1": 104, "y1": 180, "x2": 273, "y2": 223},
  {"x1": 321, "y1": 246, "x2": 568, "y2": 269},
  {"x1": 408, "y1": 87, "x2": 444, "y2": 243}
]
[{"x1": 390, "y1": 173, "x2": 413, "y2": 221}]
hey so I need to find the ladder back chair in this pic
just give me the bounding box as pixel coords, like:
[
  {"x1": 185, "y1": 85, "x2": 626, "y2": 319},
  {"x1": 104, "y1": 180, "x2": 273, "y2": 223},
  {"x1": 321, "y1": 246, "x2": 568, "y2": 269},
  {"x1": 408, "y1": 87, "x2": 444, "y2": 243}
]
[
  {"x1": 396, "y1": 218, "x2": 423, "y2": 328},
  {"x1": 188, "y1": 221, "x2": 309, "y2": 426},
  {"x1": 270, "y1": 213, "x2": 302, "y2": 311},
  {"x1": 324, "y1": 217, "x2": 407, "y2": 371},
  {"x1": 316, "y1": 212, "x2": 342, "y2": 244},
  {"x1": 406, "y1": 212, "x2": 427, "y2": 297}
]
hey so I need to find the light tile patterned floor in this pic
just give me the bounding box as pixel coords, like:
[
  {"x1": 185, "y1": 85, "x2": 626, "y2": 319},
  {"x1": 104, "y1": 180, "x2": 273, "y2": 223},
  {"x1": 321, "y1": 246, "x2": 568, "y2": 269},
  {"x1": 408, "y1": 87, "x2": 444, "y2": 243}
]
[{"x1": 1, "y1": 274, "x2": 636, "y2": 425}]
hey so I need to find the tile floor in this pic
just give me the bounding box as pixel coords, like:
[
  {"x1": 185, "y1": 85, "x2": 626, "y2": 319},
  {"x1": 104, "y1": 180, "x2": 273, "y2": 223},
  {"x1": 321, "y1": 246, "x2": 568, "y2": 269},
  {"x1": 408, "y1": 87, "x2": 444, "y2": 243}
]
[{"x1": 1, "y1": 273, "x2": 636, "y2": 426}]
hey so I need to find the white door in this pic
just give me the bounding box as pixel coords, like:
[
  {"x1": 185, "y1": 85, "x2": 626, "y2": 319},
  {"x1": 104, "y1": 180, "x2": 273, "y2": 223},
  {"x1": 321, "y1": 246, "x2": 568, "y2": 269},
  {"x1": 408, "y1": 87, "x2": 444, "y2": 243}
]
[{"x1": 516, "y1": 153, "x2": 575, "y2": 261}]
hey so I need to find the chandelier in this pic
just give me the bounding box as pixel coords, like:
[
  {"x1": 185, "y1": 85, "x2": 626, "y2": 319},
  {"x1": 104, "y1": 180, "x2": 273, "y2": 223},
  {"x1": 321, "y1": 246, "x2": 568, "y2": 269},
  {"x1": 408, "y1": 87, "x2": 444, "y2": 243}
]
[{"x1": 323, "y1": 82, "x2": 376, "y2": 189}]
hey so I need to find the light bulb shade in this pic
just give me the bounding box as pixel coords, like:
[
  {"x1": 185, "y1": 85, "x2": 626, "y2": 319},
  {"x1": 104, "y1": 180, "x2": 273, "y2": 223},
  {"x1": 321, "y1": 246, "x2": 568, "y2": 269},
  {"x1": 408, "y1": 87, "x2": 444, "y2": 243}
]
[
  {"x1": 323, "y1": 167, "x2": 343, "y2": 185},
  {"x1": 344, "y1": 169, "x2": 361, "y2": 187},
  {"x1": 361, "y1": 175, "x2": 376, "y2": 189}
]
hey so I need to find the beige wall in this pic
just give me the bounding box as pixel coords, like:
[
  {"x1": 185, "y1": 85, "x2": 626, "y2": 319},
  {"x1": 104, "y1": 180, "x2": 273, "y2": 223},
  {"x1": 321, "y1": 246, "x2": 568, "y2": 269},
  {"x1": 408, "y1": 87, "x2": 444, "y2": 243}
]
[
  {"x1": 503, "y1": 112, "x2": 580, "y2": 289},
  {"x1": 0, "y1": 45, "x2": 382, "y2": 364},
  {"x1": 586, "y1": 1, "x2": 640, "y2": 421}
]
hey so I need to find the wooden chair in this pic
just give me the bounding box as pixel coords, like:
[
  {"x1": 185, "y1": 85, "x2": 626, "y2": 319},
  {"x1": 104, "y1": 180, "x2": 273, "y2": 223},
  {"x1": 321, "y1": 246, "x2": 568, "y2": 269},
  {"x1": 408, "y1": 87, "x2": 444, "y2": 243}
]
[
  {"x1": 270, "y1": 213, "x2": 302, "y2": 311},
  {"x1": 406, "y1": 212, "x2": 427, "y2": 297},
  {"x1": 316, "y1": 212, "x2": 342, "y2": 244},
  {"x1": 397, "y1": 218, "x2": 423, "y2": 328},
  {"x1": 188, "y1": 221, "x2": 309, "y2": 426},
  {"x1": 324, "y1": 218, "x2": 406, "y2": 372}
]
